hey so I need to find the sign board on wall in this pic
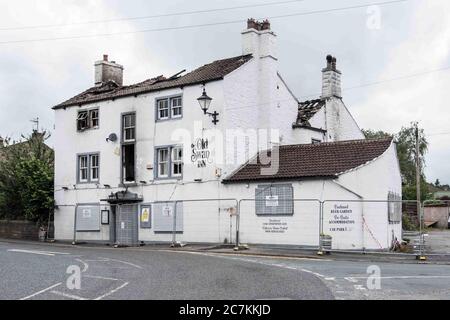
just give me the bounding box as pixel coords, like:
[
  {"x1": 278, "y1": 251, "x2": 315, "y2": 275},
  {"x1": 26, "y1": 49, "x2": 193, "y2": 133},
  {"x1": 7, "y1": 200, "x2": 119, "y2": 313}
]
[
  {"x1": 75, "y1": 205, "x2": 100, "y2": 232},
  {"x1": 191, "y1": 138, "x2": 211, "y2": 168},
  {"x1": 328, "y1": 204, "x2": 356, "y2": 232},
  {"x1": 262, "y1": 218, "x2": 288, "y2": 234},
  {"x1": 255, "y1": 184, "x2": 293, "y2": 215},
  {"x1": 152, "y1": 202, "x2": 183, "y2": 232},
  {"x1": 265, "y1": 195, "x2": 279, "y2": 207},
  {"x1": 140, "y1": 206, "x2": 151, "y2": 229}
]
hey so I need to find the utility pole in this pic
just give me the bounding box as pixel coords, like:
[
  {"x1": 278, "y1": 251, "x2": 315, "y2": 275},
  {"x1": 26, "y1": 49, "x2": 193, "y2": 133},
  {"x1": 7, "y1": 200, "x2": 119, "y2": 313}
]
[
  {"x1": 415, "y1": 122, "x2": 421, "y2": 217},
  {"x1": 415, "y1": 122, "x2": 426, "y2": 260}
]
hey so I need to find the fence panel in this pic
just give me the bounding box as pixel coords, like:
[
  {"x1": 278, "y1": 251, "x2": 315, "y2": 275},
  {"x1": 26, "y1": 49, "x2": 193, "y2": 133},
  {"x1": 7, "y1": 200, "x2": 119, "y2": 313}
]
[
  {"x1": 422, "y1": 200, "x2": 450, "y2": 255},
  {"x1": 321, "y1": 200, "x2": 420, "y2": 253},
  {"x1": 238, "y1": 199, "x2": 321, "y2": 248},
  {"x1": 171, "y1": 199, "x2": 238, "y2": 246}
]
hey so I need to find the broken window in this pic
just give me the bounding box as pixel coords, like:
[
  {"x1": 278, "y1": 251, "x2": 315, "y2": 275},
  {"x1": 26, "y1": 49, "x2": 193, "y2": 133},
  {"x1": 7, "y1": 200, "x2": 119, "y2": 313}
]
[
  {"x1": 122, "y1": 144, "x2": 135, "y2": 182},
  {"x1": 77, "y1": 109, "x2": 99, "y2": 131},
  {"x1": 90, "y1": 109, "x2": 99, "y2": 128},
  {"x1": 123, "y1": 113, "x2": 135, "y2": 142},
  {"x1": 77, "y1": 111, "x2": 88, "y2": 131}
]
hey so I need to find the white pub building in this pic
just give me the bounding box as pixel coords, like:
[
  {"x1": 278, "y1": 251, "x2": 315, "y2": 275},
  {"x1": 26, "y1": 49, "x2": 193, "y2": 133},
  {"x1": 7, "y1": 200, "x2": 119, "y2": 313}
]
[{"x1": 53, "y1": 19, "x2": 402, "y2": 251}]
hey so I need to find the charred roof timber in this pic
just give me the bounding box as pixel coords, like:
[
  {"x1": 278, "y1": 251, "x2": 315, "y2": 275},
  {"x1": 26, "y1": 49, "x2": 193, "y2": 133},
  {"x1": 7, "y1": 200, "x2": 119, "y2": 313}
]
[{"x1": 54, "y1": 54, "x2": 252, "y2": 110}]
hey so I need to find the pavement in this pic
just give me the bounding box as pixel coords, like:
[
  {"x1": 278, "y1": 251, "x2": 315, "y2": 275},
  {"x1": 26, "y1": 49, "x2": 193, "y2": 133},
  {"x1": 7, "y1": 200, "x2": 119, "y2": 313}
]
[{"x1": 1, "y1": 238, "x2": 450, "y2": 300}]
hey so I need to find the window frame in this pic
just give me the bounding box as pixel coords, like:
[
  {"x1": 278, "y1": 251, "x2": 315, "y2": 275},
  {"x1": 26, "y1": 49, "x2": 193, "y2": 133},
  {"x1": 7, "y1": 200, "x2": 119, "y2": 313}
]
[
  {"x1": 155, "y1": 145, "x2": 183, "y2": 180},
  {"x1": 388, "y1": 191, "x2": 402, "y2": 224},
  {"x1": 78, "y1": 155, "x2": 89, "y2": 183},
  {"x1": 157, "y1": 99, "x2": 169, "y2": 121},
  {"x1": 155, "y1": 95, "x2": 183, "y2": 122},
  {"x1": 89, "y1": 109, "x2": 99, "y2": 129},
  {"x1": 90, "y1": 154, "x2": 99, "y2": 182},
  {"x1": 77, "y1": 111, "x2": 88, "y2": 131},
  {"x1": 157, "y1": 148, "x2": 170, "y2": 178},
  {"x1": 171, "y1": 146, "x2": 183, "y2": 177},
  {"x1": 171, "y1": 96, "x2": 183, "y2": 119},
  {"x1": 77, "y1": 108, "x2": 99, "y2": 132},
  {"x1": 77, "y1": 152, "x2": 100, "y2": 184},
  {"x1": 122, "y1": 113, "x2": 136, "y2": 143}
]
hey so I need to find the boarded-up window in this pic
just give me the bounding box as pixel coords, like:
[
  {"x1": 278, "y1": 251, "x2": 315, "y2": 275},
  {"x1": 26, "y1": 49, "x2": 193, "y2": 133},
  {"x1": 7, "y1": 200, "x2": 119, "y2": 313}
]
[
  {"x1": 255, "y1": 184, "x2": 294, "y2": 216},
  {"x1": 75, "y1": 205, "x2": 100, "y2": 231},
  {"x1": 152, "y1": 202, "x2": 183, "y2": 232},
  {"x1": 388, "y1": 192, "x2": 402, "y2": 223}
]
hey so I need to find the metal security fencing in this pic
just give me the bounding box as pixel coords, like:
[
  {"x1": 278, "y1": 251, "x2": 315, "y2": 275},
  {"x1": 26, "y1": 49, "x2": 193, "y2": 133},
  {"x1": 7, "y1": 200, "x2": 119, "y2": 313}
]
[
  {"x1": 320, "y1": 200, "x2": 421, "y2": 254},
  {"x1": 421, "y1": 200, "x2": 450, "y2": 255},
  {"x1": 168, "y1": 199, "x2": 239, "y2": 247},
  {"x1": 56, "y1": 197, "x2": 434, "y2": 258},
  {"x1": 238, "y1": 199, "x2": 321, "y2": 248}
]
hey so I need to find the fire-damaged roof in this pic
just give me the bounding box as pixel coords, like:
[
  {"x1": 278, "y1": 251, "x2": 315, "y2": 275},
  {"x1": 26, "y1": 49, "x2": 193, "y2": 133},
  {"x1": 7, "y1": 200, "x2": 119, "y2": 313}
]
[
  {"x1": 53, "y1": 54, "x2": 253, "y2": 109},
  {"x1": 293, "y1": 98, "x2": 326, "y2": 127},
  {"x1": 222, "y1": 138, "x2": 393, "y2": 183}
]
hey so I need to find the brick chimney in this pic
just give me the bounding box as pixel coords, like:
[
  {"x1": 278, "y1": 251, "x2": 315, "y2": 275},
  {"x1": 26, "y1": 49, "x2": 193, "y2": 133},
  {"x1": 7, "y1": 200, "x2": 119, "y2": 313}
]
[
  {"x1": 94, "y1": 54, "x2": 124, "y2": 86},
  {"x1": 241, "y1": 18, "x2": 277, "y2": 59},
  {"x1": 241, "y1": 19, "x2": 278, "y2": 133},
  {"x1": 321, "y1": 55, "x2": 342, "y2": 98}
]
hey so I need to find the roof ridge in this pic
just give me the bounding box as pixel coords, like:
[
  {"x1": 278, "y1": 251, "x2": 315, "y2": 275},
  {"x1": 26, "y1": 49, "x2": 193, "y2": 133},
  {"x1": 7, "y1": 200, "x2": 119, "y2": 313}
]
[
  {"x1": 279, "y1": 137, "x2": 393, "y2": 149},
  {"x1": 53, "y1": 54, "x2": 253, "y2": 109},
  {"x1": 223, "y1": 138, "x2": 394, "y2": 183}
]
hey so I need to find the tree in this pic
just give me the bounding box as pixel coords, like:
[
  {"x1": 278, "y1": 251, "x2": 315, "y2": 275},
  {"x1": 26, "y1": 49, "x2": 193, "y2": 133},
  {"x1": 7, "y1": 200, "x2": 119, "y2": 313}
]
[
  {"x1": 361, "y1": 129, "x2": 393, "y2": 140},
  {"x1": 0, "y1": 131, "x2": 54, "y2": 225},
  {"x1": 435, "y1": 179, "x2": 441, "y2": 187},
  {"x1": 362, "y1": 123, "x2": 430, "y2": 201}
]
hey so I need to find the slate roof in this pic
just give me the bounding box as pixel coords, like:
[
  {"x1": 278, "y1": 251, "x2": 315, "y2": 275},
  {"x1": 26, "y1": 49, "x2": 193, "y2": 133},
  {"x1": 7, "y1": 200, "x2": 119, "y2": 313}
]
[
  {"x1": 294, "y1": 98, "x2": 326, "y2": 127},
  {"x1": 53, "y1": 54, "x2": 253, "y2": 109},
  {"x1": 222, "y1": 138, "x2": 393, "y2": 183}
]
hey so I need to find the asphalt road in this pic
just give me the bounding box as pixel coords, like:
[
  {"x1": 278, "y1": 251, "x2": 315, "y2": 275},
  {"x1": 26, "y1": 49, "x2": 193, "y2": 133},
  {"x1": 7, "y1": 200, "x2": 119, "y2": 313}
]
[
  {"x1": 0, "y1": 240, "x2": 332, "y2": 300},
  {"x1": 1, "y1": 240, "x2": 449, "y2": 300}
]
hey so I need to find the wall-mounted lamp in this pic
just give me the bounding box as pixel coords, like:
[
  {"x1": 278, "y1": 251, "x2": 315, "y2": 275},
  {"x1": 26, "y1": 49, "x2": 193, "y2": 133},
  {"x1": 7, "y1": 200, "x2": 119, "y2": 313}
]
[
  {"x1": 103, "y1": 184, "x2": 111, "y2": 189},
  {"x1": 197, "y1": 87, "x2": 219, "y2": 125},
  {"x1": 139, "y1": 181, "x2": 147, "y2": 184},
  {"x1": 62, "y1": 186, "x2": 69, "y2": 191}
]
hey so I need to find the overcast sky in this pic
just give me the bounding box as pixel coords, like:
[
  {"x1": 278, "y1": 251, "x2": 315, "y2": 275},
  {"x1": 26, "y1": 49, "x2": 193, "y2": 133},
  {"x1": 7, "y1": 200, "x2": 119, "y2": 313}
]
[{"x1": 0, "y1": 0, "x2": 449, "y2": 184}]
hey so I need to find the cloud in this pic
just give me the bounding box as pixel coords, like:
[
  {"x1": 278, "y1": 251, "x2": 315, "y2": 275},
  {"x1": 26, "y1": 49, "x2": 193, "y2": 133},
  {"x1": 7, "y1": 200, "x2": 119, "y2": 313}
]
[
  {"x1": 353, "y1": 0, "x2": 450, "y2": 183},
  {"x1": 0, "y1": 0, "x2": 164, "y2": 141}
]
